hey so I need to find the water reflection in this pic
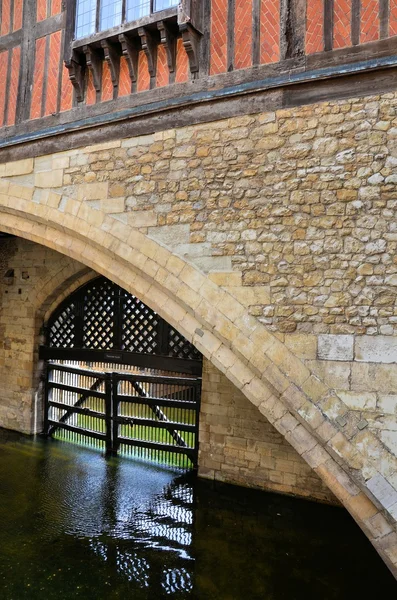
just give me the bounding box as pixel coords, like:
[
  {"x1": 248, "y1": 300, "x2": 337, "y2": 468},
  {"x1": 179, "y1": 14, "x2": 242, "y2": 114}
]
[{"x1": 0, "y1": 430, "x2": 396, "y2": 599}]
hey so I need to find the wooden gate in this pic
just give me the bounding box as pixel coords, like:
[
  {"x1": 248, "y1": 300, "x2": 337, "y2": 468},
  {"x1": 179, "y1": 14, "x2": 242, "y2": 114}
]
[{"x1": 40, "y1": 277, "x2": 202, "y2": 469}]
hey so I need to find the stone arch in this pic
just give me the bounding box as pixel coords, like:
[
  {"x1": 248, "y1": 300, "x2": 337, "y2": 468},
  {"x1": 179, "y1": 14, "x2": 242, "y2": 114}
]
[{"x1": 0, "y1": 176, "x2": 396, "y2": 575}]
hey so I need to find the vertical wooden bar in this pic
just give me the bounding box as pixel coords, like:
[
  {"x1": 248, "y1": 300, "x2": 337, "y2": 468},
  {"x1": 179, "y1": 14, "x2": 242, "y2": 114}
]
[
  {"x1": 227, "y1": 0, "x2": 235, "y2": 72},
  {"x1": 252, "y1": 0, "x2": 261, "y2": 65},
  {"x1": 351, "y1": 0, "x2": 361, "y2": 45},
  {"x1": 324, "y1": 0, "x2": 334, "y2": 51},
  {"x1": 380, "y1": 0, "x2": 389, "y2": 38}
]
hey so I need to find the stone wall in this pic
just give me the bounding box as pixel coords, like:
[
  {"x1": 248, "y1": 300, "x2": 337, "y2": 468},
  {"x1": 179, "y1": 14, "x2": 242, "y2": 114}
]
[
  {"x1": 199, "y1": 359, "x2": 337, "y2": 504},
  {"x1": 0, "y1": 236, "x2": 88, "y2": 432},
  {"x1": 52, "y1": 94, "x2": 397, "y2": 336}
]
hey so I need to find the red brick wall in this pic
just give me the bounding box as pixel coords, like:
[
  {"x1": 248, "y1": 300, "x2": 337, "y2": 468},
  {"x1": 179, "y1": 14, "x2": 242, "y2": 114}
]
[
  {"x1": 36, "y1": 0, "x2": 47, "y2": 23},
  {"x1": 30, "y1": 37, "x2": 46, "y2": 120},
  {"x1": 361, "y1": 0, "x2": 380, "y2": 43},
  {"x1": 210, "y1": 0, "x2": 228, "y2": 75},
  {"x1": 391, "y1": 1, "x2": 397, "y2": 36},
  {"x1": 137, "y1": 52, "x2": 150, "y2": 93},
  {"x1": 101, "y1": 62, "x2": 114, "y2": 102},
  {"x1": 13, "y1": 0, "x2": 23, "y2": 31},
  {"x1": 60, "y1": 63, "x2": 73, "y2": 112},
  {"x1": 306, "y1": 0, "x2": 324, "y2": 54},
  {"x1": 0, "y1": 51, "x2": 8, "y2": 126},
  {"x1": 334, "y1": 0, "x2": 352, "y2": 49},
  {"x1": 260, "y1": 0, "x2": 280, "y2": 64},
  {"x1": 118, "y1": 57, "x2": 131, "y2": 97},
  {"x1": 45, "y1": 31, "x2": 61, "y2": 116},
  {"x1": 175, "y1": 38, "x2": 189, "y2": 84},
  {"x1": 235, "y1": 0, "x2": 253, "y2": 70},
  {"x1": 7, "y1": 46, "x2": 20, "y2": 125},
  {"x1": 1, "y1": 0, "x2": 11, "y2": 36},
  {"x1": 157, "y1": 44, "x2": 169, "y2": 88}
]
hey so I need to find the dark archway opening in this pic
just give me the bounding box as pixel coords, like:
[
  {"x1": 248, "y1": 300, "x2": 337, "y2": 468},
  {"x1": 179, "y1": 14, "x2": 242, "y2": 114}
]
[{"x1": 39, "y1": 276, "x2": 203, "y2": 470}]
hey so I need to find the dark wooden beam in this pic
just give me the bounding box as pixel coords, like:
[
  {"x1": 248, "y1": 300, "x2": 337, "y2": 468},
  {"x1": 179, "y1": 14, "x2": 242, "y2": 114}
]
[
  {"x1": 324, "y1": 0, "x2": 334, "y2": 52},
  {"x1": 280, "y1": 0, "x2": 307, "y2": 60},
  {"x1": 35, "y1": 12, "x2": 66, "y2": 39},
  {"x1": 227, "y1": 0, "x2": 235, "y2": 72},
  {"x1": 180, "y1": 23, "x2": 201, "y2": 77},
  {"x1": 352, "y1": 0, "x2": 360, "y2": 46},
  {"x1": 253, "y1": 0, "x2": 261, "y2": 65},
  {"x1": 158, "y1": 20, "x2": 176, "y2": 73},
  {"x1": 0, "y1": 29, "x2": 22, "y2": 52},
  {"x1": 380, "y1": 0, "x2": 389, "y2": 40},
  {"x1": 138, "y1": 26, "x2": 158, "y2": 86},
  {"x1": 83, "y1": 44, "x2": 102, "y2": 97},
  {"x1": 65, "y1": 51, "x2": 85, "y2": 103},
  {"x1": 119, "y1": 33, "x2": 139, "y2": 91},
  {"x1": 199, "y1": 0, "x2": 211, "y2": 76},
  {"x1": 15, "y1": 0, "x2": 37, "y2": 124},
  {"x1": 101, "y1": 39, "x2": 121, "y2": 98}
]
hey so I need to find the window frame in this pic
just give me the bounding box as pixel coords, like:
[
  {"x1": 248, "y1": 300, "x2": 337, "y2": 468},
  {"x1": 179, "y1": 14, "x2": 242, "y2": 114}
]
[{"x1": 74, "y1": 0, "x2": 179, "y2": 43}]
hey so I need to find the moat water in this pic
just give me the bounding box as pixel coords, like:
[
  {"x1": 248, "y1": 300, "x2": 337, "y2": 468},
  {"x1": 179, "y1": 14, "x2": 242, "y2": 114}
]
[{"x1": 0, "y1": 429, "x2": 396, "y2": 599}]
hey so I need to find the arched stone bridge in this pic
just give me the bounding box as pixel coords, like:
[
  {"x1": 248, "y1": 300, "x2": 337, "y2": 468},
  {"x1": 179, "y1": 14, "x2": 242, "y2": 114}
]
[{"x1": 1, "y1": 98, "x2": 397, "y2": 576}]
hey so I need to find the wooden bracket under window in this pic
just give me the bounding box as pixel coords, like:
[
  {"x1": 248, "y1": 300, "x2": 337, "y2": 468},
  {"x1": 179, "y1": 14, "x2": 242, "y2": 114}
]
[
  {"x1": 138, "y1": 26, "x2": 157, "y2": 78},
  {"x1": 83, "y1": 44, "x2": 102, "y2": 92},
  {"x1": 179, "y1": 23, "x2": 201, "y2": 75},
  {"x1": 157, "y1": 21, "x2": 176, "y2": 73},
  {"x1": 119, "y1": 33, "x2": 139, "y2": 85},
  {"x1": 64, "y1": 51, "x2": 85, "y2": 103},
  {"x1": 101, "y1": 39, "x2": 121, "y2": 91}
]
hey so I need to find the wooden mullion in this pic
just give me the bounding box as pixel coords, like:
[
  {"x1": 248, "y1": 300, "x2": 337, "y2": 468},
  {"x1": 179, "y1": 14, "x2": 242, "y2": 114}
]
[
  {"x1": 351, "y1": 0, "x2": 360, "y2": 46},
  {"x1": 10, "y1": 0, "x2": 14, "y2": 33},
  {"x1": 380, "y1": 0, "x2": 389, "y2": 39},
  {"x1": 227, "y1": 0, "x2": 235, "y2": 72},
  {"x1": 324, "y1": 0, "x2": 334, "y2": 52},
  {"x1": 121, "y1": 0, "x2": 126, "y2": 23},
  {"x1": 96, "y1": 0, "x2": 101, "y2": 33},
  {"x1": 150, "y1": 0, "x2": 154, "y2": 16},
  {"x1": 252, "y1": 0, "x2": 261, "y2": 65}
]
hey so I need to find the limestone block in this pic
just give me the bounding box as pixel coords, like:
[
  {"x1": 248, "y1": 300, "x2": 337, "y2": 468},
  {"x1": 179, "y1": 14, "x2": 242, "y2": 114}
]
[
  {"x1": 318, "y1": 335, "x2": 354, "y2": 361},
  {"x1": 337, "y1": 390, "x2": 377, "y2": 411},
  {"x1": 285, "y1": 334, "x2": 317, "y2": 360},
  {"x1": 101, "y1": 197, "x2": 125, "y2": 213},
  {"x1": 356, "y1": 336, "x2": 397, "y2": 363},
  {"x1": 5, "y1": 158, "x2": 34, "y2": 176},
  {"x1": 77, "y1": 182, "x2": 108, "y2": 201},
  {"x1": 367, "y1": 474, "x2": 397, "y2": 510},
  {"x1": 35, "y1": 170, "x2": 64, "y2": 189},
  {"x1": 381, "y1": 431, "x2": 397, "y2": 455},
  {"x1": 378, "y1": 395, "x2": 397, "y2": 414},
  {"x1": 128, "y1": 211, "x2": 157, "y2": 228}
]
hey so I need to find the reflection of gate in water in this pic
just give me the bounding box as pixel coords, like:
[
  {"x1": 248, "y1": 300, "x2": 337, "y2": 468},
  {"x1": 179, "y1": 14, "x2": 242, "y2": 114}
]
[{"x1": 40, "y1": 277, "x2": 202, "y2": 470}]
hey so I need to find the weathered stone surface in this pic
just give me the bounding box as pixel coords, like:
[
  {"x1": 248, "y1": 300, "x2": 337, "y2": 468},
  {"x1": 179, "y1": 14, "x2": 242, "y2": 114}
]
[
  {"x1": 356, "y1": 337, "x2": 397, "y2": 363},
  {"x1": 318, "y1": 335, "x2": 354, "y2": 361}
]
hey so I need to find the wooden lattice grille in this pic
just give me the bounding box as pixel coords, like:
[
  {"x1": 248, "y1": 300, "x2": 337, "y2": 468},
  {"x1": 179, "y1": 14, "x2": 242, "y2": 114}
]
[{"x1": 47, "y1": 277, "x2": 201, "y2": 364}]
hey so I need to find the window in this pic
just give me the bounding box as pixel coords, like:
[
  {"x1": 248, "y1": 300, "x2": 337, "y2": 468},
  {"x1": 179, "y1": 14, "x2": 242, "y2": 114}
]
[{"x1": 75, "y1": 0, "x2": 178, "y2": 39}]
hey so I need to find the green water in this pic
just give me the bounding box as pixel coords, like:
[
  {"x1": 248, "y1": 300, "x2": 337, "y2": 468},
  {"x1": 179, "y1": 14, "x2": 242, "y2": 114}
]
[{"x1": 0, "y1": 430, "x2": 395, "y2": 599}]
